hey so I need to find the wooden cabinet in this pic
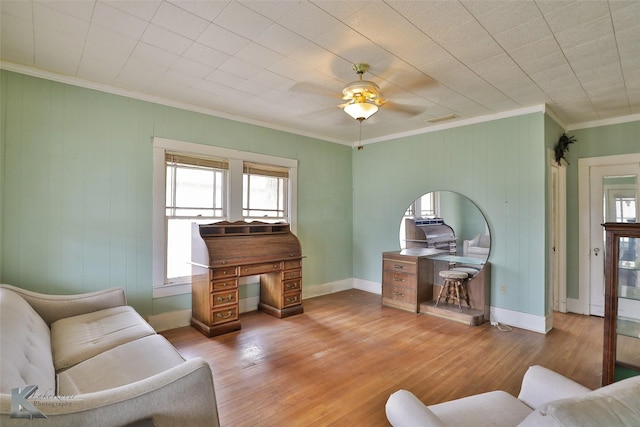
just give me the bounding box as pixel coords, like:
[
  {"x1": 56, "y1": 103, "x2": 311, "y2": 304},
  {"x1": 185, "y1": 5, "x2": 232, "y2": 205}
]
[
  {"x1": 382, "y1": 249, "x2": 490, "y2": 325},
  {"x1": 382, "y1": 250, "x2": 440, "y2": 312},
  {"x1": 602, "y1": 222, "x2": 640, "y2": 385},
  {"x1": 191, "y1": 221, "x2": 303, "y2": 337}
]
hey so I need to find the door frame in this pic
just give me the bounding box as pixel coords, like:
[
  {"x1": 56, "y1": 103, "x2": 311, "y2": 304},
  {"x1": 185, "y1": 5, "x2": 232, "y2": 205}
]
[
  {"x1": 577, "y1": 153, "x2": 640, "y2": 314},
  {"x1": 549, "y1": 152, "x2": 567, "y2": 313}
]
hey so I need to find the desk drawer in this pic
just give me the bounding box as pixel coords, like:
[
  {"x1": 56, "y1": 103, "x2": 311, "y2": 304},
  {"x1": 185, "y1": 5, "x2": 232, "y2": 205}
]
[
  {"x1": 382, "y1": 283, "x2": 416, "y2": 305},
  {"x1": 211, "y1": 290, "x2": 238, "y2": 308},
  {"x1": 283, "y1": 278, "x2": 302, "y2": 292},
  {"x1": 211, "y1": 267, "x2": 238, "y2": 279},
  {"x1": 210, "y1": 279, "x2": 238, "y2": 292},
  {"x1": 211, "y1": 306, "x2": 238, "y2": 325},
  {"x1": 282, "y1": 291, "x2": 302, "y2": 308},
  {"x1": 382, "y1": 270, "x2": 416, "y2": 288},
  {"x1": 383, "y1": 259, "x2": 417, "y2": 275},
  {"x1": 282, "y1": 269, "x2": 301, "y2": 280},
  {"x1": 283, "y1": 259, "x2": 302, "y2": 270},
  {"x1": 240, "y1": 262, "x2": 281, "y2": 276}
]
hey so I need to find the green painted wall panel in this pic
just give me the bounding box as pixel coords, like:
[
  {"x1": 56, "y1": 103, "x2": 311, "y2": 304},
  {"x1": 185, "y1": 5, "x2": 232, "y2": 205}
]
[
  {"x1": 563, "y1": 121, "x2": 640, "y2": 300},
  {"x1": 0, "y1": 71, "x2": 352, "y2": 316},
  {"x1": 352, "y1": 114, "x2": 548, "y2": 316}
]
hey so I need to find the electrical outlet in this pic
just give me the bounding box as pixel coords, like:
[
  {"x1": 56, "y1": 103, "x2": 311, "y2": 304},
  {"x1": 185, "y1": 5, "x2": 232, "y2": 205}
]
[{"x1": 500, "y1": 285, "x2": 507, "y2": 294}]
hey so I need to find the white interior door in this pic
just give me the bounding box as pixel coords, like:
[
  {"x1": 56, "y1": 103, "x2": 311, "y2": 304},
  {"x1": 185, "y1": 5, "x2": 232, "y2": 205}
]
[{"x1": 589, "y1": 165, "x2": 639, "y2": 316}]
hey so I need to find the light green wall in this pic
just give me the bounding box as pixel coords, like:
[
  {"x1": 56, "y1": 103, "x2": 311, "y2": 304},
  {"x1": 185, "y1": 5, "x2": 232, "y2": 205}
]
[
  {"x1": 564, "y1": 120, "x2": 640, "y2": 300},
  {"x1": 4, "y1": 68, "x2": 638, "y2": 320},
  {"x1": 0, "y1": 70, "x2": 353, "y2": 316},
  {"x1": 352, "y1": 113, "x2": 548, "y2": 316}
]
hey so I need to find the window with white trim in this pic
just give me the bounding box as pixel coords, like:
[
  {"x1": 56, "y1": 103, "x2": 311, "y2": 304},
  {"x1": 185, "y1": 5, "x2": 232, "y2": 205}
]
[
  {"x1": 152, "y1": 138, "x2": 298, "y2": 298},
  {"x1": 243, "y1": 162, "x2": 288, "y2": 221},
  {"x1": 165, "y1": 153, "x2": 228, "y2": 285}
]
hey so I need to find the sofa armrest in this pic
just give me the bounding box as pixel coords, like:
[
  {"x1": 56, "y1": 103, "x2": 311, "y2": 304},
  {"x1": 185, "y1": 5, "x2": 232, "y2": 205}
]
[
  {"x1": 386, "y1": 390, "x2": 446, "y2": 427},
  {"x1": 0, "y1": 284, "x2": 126, "y2": 326},
  {"x1": 0, "y1": 358, "x2": 219, "y2": 427},
  {"x1": 517, "y1": 365, "x2": 591, "y2": 409}
]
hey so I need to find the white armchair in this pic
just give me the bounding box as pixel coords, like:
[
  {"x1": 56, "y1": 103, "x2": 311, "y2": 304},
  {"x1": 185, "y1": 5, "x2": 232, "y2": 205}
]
[
  {"x1": 463, "y1": 234, "x2": 490, "y2": 259},
  {"x1": 385, "y1": 365, "x2": 640, "y2": 427}
]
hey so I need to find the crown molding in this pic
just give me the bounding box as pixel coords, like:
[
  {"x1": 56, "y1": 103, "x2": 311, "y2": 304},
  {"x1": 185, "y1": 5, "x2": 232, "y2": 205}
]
[
  {"x1": 0, "y1": 61, "x2": 349, "y2": 145},
  {"x1": 566, "y1": 113, "x2": 640, "y2": 132},
  {"x1": 358, "y1": 105, "x2": 547, "y2": 146},
  {"x1": 4, "y1": 62, "x2": 637, "y2": 147}
]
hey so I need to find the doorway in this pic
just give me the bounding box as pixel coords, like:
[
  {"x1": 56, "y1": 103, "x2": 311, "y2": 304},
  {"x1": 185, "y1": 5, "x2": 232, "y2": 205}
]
[
  {"x1": 550, "y1": 158, "x2": 567, "y2": 313},
  {"x1": 578, "y1": 154, "x2": 640, "y2": 316}
]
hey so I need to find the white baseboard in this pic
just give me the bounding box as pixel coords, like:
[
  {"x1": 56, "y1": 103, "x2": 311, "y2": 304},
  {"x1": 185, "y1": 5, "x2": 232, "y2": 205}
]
[
  {"x1": 353, "y1": 278, "x2": 381, "y2": 295},
  {"x1": 302, "y1": 278, "x2": 354, "y2": 298},
  {"x1": 148, "y1": 309, "x2": 192, "y2": 332},
  {"x1": 149, "y1": 280, "x2": 550, "y2": 335},
  {"x1": 567, "y1": 297, "x2": 589, "y2": 315},
  {"x1": 489, "y1": 306, "x2": 551, "y2": 334},
  {"x1": 239, "y1": 296, "x2": 260, "y2": 313}
]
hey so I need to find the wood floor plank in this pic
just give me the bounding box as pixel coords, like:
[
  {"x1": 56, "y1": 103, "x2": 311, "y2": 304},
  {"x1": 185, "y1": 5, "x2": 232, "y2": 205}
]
[{"x1": 162, "y1": 289, "x2": 603, "y2": 427}]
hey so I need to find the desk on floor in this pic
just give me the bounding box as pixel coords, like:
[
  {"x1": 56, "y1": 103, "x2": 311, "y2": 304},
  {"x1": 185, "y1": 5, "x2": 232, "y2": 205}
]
[{"x1": 190, "y1": 221, "x2": 303, "y2": 337}]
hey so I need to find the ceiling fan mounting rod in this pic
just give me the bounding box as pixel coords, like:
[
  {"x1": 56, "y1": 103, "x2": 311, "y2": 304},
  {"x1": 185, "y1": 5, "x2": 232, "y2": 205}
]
[{"x1": 353, "y1": 63, "x2": 370, "y2": 78}]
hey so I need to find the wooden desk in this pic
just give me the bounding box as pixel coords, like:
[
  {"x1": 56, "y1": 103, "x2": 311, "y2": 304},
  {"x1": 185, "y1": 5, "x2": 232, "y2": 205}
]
[{"x1": 191, "y1": 221, "x2": 303, "y2": 337}]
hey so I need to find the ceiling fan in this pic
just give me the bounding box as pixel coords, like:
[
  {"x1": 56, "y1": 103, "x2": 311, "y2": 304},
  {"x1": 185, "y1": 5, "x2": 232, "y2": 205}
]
[{"x1": 339, "y1": 63, "x2": 385, "y2": 122}]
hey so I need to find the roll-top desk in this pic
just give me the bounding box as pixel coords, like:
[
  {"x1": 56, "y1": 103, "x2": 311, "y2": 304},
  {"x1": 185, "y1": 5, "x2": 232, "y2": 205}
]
[{"x1": 191, "y1": 221, "x2": 303, "y2": 337}]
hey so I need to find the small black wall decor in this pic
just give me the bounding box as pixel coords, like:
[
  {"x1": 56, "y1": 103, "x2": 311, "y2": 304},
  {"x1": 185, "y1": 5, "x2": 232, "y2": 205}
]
[{"x1": 554, "y1": 133, "x2": 577, "y2": 165}]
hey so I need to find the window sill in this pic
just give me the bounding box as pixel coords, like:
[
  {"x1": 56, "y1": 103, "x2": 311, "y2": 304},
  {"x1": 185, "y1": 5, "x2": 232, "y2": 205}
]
[{"x1": 153, "y1": 282, "x2": 192, "y2": 298}]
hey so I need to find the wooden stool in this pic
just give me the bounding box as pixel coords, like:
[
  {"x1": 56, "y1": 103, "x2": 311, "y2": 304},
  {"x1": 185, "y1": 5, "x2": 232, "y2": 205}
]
[{"x1": 435, "y1": 270, "x2": 470, "y2": 311}]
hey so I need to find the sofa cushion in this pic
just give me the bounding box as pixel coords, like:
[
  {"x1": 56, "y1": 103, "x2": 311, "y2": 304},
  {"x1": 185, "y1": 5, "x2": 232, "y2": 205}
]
[
  {"x1": 518, "y1": 375, "x2": 640, "y2": 426},
  {"x1": 57, "y1": 334, "x2": 186, "y2": 395},
  {"x1": 0, "y1": 288, "x2": 56, "y2": 394},
  {"x1": 429, "y1": 391, "x2": 532, "y2": 427},
  {"x1": 51, "y1": 305, "x2": 155, "y2": 371}
]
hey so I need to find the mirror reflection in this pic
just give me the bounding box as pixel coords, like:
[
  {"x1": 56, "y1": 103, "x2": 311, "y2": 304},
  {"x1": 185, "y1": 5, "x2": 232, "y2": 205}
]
[{"x1": 399, "y1": 191, "x2": 490, "y2": 263}]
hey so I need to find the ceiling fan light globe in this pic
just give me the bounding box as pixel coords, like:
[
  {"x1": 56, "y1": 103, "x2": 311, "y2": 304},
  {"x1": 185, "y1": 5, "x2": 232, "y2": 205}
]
[{"x1": 344, "y1": 102, "x2": 378, "y2": 121}]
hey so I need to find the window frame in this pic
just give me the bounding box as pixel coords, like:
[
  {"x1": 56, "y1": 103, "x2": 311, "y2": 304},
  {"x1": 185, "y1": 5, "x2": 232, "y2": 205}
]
[{"x1": 152, "y1": 137, "x2": 298, "y2": 298}]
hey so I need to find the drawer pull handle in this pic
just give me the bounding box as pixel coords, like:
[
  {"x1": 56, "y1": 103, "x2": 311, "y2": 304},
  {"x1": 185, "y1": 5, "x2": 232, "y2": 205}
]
[
  {"x1": 286, "y1": 296, "x2": 299, "y2": 303},
  {"x1": 286, "y1": 282, "x2": 299, "y2": 289},
  {"x1": 273, "y1": 264, "x2": 279, "y2": 268},
  {"x1": 216, "y1": 295, "x2": 234, "y2": 302},
  {"x1": 393, "y1": 277, "x2": 405, "y2": 282},
  {"x1": 216, "y1": 310, "x2": 234, "y2": 319},
  {"x1": 394, "y1": 264, "x2": 404, "y2": 269},
  {"x1": 393, "y1": 291, "x2": 405, "y2": 297}
]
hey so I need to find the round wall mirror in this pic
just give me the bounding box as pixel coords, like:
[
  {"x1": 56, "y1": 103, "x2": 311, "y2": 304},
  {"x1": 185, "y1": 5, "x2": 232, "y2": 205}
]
[{"x1": 399, "y1": 191, "x2": 490, "y2": 264}]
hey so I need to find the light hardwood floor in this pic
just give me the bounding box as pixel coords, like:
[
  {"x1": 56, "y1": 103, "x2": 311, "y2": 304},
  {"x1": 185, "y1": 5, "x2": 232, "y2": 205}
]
[{"x1": 162, "y1": 289, "x2": 603, "y2": 427}]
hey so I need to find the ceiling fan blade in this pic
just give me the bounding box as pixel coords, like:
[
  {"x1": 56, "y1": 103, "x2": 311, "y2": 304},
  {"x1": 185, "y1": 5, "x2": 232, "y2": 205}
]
[
  {"x1": 291, "y1": 81, "x2": 341, "y2": 100},
  {"x1": 382, "y1": 101, "x2": 423, "y2": 117}
]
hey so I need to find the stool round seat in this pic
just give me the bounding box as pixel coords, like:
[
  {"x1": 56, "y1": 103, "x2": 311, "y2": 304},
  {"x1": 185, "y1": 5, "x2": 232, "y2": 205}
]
[
  {"x1": 438, "y1": 270, "x2": 468, "y2": 280},
  {"x1": 450, "y1": 267, "x2": 479, "y2": 277}
]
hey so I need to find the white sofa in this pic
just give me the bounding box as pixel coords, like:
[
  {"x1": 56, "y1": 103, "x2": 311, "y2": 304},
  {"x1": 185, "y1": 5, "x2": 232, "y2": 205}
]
[
  {"x1": 0, "y1": 284, "x2": 219, "y2": 427},
  {"x1": 463, "y1": 234, "x2": 490, "y2": 259},
  {"x1": 386, "y1": 365, "x2": 640, "y2": 426}
]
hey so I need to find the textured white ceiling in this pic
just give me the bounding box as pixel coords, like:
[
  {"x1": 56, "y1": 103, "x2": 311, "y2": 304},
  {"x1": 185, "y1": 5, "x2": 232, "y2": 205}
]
[{"x1": 1, "y1": 0, "x2": 639, "y2": 145}]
